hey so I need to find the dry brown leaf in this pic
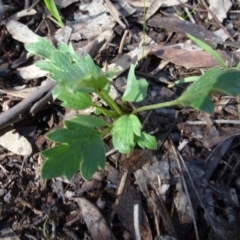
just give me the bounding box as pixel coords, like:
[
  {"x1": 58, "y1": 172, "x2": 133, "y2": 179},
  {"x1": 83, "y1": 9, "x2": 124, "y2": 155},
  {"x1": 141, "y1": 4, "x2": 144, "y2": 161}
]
[
  {"x1": 145, "y1": 0, "x2": 187, "y2": 20},
  {"x1": 71, "y1": 0, "x2": 116, "y2": 40},
  {"x1": 150, "y1": 44, "x2": 240, "y2": 68},
  {"x1": 54, "y1": 26, "x2": 72, "y2": 43},
  {"x1": 17, "y1": 64, "x2": 47, "y2": 80},
  {"x1": 6, "y1": 20, "x2": 39, "y2": 44},
  {"x1": 0, "y1": 128, "x2": 32, "y2": 155},
  {"x1": 75, "y1": 197, "x2": 114, "y2": 240},
  {"x1": 208, "y1": 0, "x2": 232, "y2": 22}
]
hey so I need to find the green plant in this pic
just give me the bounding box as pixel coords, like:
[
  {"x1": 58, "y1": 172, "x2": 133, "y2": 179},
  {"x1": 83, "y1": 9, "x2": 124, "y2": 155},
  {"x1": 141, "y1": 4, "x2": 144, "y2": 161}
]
[
  {"x1": 187, "y1": 33, "x2": 227, "y2": 68},
  {"x1": 43, "y1": 217, "x2": 50, "y2": 240},
  {"x1": 42, "y1": 0, "x2": 64, "y2": 27},
  {"x1": 169, "y1": 33, "x2": 230, "y2": 88},
  {"x1": 26, "y1": 37, "x2": 240, "y2": 180}
]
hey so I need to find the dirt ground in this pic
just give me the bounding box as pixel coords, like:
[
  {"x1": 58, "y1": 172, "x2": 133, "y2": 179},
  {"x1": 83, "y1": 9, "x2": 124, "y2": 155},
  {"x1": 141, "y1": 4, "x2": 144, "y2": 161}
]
[{"x1": 1, "y1": 0, "x2": 240, "y2": 239}]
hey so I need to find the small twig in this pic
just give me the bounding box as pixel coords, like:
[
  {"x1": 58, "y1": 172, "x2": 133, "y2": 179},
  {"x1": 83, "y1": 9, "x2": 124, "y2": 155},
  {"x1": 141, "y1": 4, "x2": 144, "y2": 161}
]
[
  {"x1": 184, "y1": 7, "x2": 196, "y2": 24},
  {"x1": 178, "y1": 138, "x2": 189, "y2": 151},
  {"x1": 50, "y1": 220, "x2": 56, "y2": 239},
  {"x1": 0, "y1": 80, "x2": 56, "y2": 130},
  {"x1": 102, "y1": 0, "x2": 128, "y2": 29},
  {"x1": 180, "y1": 2, "x2": 208, "y2": 12},
  {"x1": 30, "y1": 90, "x2": 53, "y2": 115},
  {"x1": 133, "y1": 204, "x2": 141, "y2": 240},
  {"x1": 141, "y1": 111, "x2": 152, "y2": 128},
  {"x1": 27, "y1": 0, "x2": 40, "y2": 12},
  {"x1": 0, "y1": 163, "x2": 8, "y2": 173},
  {"x1": 135, "y1": 71, "x2": 176, "y2": 87},
  {"x1": 118, "y1": 29, "x2": 129, "y2": 55},
  {"x1": 20, "y1": 155, "x2": 28, "y2": 174},
  {"x1": 200, "y1": 0, "x2": 235, "y2": 42},
  {"x1": 18, "y1": 198, "x2": 43, "y2": 215},
  {"x1": 186, "y1": 119, "x2": 240, "y2": 125},
  {"x1": 109, "y1": 170, "x2": 128, "y2": 223},
  {"x1": 105, "y1": 148, "x2": 117, "y2": 157},
  {"x1": 170, "y1": 139, "x2": 200, "y2": 240},
  {"x1": 25, "y1": 234, "x2": 37, "y2": 240},
  {"x1": 115, "y1": 170, "x2": 128, "y2": 204},
  {"x1": 154, "y1": 208, "x2": 160, "y2": 236},
  {"x1": 24, "y1": 0, "x2": 30, "y2": 9}
]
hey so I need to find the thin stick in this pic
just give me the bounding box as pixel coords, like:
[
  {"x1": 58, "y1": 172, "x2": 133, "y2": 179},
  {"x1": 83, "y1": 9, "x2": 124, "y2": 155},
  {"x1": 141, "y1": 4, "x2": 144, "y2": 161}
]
[
  {"x1": 0, "y1": 80, "x2": 56, "y2": 130},
  {"x1": 170, "y1": 140, "x2": 200, "y2": 240},
  {"x1": 200, "y1": 0, "x2": 235, "y2": 42},
  {"x1": 184, "y1": 7, "x2": 196, "y2": 24},
  {"x1": 118, "y1": 30, "x2": 129, "y2": 55},
  {"x1": 109, "y1": 170, "x2": 128, "y2": 223},
  {"x1": 102, "y1": 0, "x2": 128, "y2": 29},
  {"x1": 133, "y1": 204, "x2": 141, "y2": 240},
  {"x1": 27, "y1": 0, "x2": 40, "y2": 12},
  {"x1": 186, "y1": 119, "x2": 240, "y2": 125}
]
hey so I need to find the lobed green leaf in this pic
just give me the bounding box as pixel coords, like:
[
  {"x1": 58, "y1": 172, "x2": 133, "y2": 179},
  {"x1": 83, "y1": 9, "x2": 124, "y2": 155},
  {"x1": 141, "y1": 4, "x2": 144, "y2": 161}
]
[
  {"x1": 177, "y1": 68, "x2": 240, "y2": 114},
  {"x1": 55, "y1": 87, "x2": 92, "y2": 110},
  {"x1": 25, "y1": 37, "x2": 55, "y2": 59},
  {"x1": 122, "y1": 64, "x2": 148, "y2": 102},
  {"x1": 111, "y1": 114, "x2": 142, "y2": 153},
  {"x1": 130, "y1": 114, "x2": 142, "y2": 136},
  {"x1": 41, "y1": 122, "x2": 105, "y2": 180},
  {"x1": 26, "y1": 38, "x2": 110, "y2": 93},
  {"x1": 69, "y1": 115, "x2": 107, "y2": 128},
  {"x1": 135, "y1": 132, "x2": 157, "y2": 150}
]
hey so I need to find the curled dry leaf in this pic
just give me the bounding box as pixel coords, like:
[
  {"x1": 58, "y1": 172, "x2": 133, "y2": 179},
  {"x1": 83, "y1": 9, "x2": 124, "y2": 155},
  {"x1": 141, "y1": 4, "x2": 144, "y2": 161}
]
[
  {"x1": 54, "y1": 26, "x2": 72, "y2": 44},
  {"x1": 0, "y1": 128, "x2": 32, "y2": 155},
  {"x1": 75, "y1": 197, "x2": 114, "y2": 240},
  {"x1": 71, "y1": 0, "x2": 116, "y2": 40},
  {"x1": 150, "y1": 44, "x2": 240, "y2": 68},
  {"x1": 17, "y1": 65, "x2": 48, "y2": 80},
  {"x1": 208, "y1": 0, "x2": 232, "y2": 22},
  {"x1": 6, "y1": 20, "x2": 39, "y2": 44}
]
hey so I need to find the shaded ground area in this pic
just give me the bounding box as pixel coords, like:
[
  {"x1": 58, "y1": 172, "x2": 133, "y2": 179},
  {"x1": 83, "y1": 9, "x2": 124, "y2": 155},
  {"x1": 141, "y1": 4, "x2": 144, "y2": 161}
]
[{"x1": 1, "y1": 0, "x2": 240, "y2": 239}]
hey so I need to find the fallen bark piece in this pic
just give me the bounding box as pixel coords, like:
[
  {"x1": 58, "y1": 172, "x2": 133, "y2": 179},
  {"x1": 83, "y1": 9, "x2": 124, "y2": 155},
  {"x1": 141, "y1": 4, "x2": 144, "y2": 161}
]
[{"x1": 76, "y1": 197, "x2": 114, "y2": 240}]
